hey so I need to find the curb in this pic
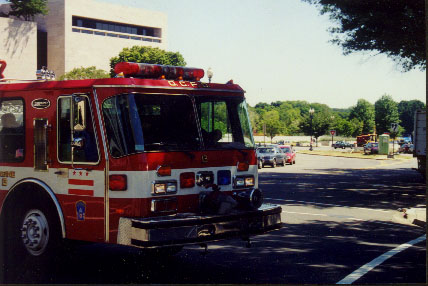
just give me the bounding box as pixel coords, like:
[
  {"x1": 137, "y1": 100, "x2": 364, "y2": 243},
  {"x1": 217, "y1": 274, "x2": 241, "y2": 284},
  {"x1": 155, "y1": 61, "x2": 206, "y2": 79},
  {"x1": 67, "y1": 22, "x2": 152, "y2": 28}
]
[
  {"x1": 393, "y1": 208, "x2": 426, "y2": 228},
  {"x1": 297, "y1": 151, "x2": 391, "y2": 160}
]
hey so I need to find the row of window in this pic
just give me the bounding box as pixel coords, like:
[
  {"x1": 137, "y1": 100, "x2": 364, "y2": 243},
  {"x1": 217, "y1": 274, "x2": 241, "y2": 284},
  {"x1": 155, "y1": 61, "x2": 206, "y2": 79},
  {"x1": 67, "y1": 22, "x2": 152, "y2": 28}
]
[
  {"x1": 72, "y1": 16, "x2": 160, "y2": 38},
  {"x1": 72, "y1": 28, "x2": 162, "y2": 43}
]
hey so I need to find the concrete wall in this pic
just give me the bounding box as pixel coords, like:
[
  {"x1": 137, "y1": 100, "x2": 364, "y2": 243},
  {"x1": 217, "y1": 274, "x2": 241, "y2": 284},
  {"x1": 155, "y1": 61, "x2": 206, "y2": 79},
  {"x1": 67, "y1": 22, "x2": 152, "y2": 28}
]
[
  {"x1": 40, "y1": 0, "x2": 167, "y2": 77},
  {"x1": 0, "y1": 17, "x2": 37, "y2": 80}
]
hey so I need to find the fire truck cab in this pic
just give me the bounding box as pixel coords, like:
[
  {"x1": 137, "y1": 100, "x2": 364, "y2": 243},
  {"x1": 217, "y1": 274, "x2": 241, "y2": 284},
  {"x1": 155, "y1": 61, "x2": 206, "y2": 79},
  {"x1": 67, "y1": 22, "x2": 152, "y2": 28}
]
[{"x1": 0, "y1": 62, "x2": 281, "y2": 281}]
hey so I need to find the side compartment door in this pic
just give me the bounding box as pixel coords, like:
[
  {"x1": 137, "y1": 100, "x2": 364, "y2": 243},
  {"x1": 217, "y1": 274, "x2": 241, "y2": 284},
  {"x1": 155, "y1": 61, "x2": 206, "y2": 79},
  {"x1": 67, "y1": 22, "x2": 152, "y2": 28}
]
[{"x1": 55, "y1": 94, "x2": 105, "y2": 242}]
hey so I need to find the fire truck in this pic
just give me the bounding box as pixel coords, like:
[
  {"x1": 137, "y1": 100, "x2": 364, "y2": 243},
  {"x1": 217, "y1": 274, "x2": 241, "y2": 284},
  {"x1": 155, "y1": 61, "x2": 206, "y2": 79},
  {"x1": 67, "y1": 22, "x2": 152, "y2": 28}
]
[
  {"x1": 356, "y1": 134, "x2": 377, "y2": 147},
  {"x1": 0, "y1": 60, "x2": 282, "y2": 281}
]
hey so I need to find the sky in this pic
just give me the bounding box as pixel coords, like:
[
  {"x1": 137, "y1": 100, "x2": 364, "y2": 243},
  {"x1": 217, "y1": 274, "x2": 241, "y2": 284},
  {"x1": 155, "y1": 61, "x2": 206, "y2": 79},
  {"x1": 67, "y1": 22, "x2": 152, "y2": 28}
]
[{"x1": 2, "y1": 0, "x2": 425, "y2": 108}]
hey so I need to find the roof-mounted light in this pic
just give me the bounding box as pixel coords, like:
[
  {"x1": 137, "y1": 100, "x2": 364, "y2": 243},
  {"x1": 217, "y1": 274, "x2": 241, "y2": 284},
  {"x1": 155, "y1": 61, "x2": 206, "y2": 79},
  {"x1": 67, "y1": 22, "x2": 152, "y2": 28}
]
[{"x1": 114, "y1": 62, "x2": 204, "y2": 81}]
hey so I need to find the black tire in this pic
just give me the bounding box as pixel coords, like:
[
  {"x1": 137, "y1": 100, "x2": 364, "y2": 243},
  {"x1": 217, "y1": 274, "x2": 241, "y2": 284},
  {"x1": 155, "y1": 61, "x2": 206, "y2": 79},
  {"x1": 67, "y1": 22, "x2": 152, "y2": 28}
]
[{"x1": 2, "y1": 190, "x2": 63, "y2": 283}]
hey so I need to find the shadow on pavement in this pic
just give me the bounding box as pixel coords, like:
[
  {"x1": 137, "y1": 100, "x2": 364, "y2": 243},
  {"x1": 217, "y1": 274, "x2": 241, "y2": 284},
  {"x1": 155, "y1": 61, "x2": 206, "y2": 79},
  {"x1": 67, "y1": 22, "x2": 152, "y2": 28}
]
[{"x1": 260, "y1": 167, "x2": 425, "y2": 211}]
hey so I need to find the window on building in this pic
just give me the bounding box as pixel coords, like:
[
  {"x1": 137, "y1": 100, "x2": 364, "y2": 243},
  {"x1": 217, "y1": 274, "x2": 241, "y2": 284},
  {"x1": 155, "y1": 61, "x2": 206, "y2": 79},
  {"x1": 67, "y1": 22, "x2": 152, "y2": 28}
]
[
  {"x1": 72, "y1": 16, "x2": 161, "y2": 39},
  {"x1": 0, "y1": 98, "x2": 25, "y2": 162}
]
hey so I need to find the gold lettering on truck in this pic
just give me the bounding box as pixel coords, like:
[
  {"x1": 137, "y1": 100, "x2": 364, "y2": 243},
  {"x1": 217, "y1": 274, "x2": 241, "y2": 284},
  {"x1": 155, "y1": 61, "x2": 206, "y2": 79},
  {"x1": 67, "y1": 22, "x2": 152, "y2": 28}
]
[{"x1": 0, "y1": 171, "x2": 15, "y2": 178}]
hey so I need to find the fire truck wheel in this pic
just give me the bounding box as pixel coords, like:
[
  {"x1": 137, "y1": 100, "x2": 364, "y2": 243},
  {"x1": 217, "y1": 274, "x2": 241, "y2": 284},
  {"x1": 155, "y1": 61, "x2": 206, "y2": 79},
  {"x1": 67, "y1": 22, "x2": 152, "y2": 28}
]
[{"x1": 3, "y1": 191, "x2": 62, "y2": 283}]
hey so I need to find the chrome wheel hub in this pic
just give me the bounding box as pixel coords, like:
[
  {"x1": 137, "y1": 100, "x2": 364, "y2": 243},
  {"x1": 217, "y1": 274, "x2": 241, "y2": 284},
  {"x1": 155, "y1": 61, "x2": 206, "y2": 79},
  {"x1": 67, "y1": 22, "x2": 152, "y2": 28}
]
[{"x1": 20, "y1": 209, "x2": 49, "y2": 256}]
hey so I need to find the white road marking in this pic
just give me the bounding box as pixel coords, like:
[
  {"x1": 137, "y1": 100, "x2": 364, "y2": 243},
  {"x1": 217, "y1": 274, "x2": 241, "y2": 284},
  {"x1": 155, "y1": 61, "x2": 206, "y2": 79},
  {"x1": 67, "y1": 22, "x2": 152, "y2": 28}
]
[
  {"x1": 336, "y1": 234, "x2": 426, "y2": 284},
  {"x1": 266, "y1": 198, "x2": 391, "y2": 213}
]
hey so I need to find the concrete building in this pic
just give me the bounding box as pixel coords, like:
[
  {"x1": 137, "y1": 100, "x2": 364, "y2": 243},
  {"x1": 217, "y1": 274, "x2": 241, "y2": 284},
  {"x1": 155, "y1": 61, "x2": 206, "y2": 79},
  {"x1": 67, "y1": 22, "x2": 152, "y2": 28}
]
[{"x1": 0, "y1": 0, "x2": 167, "y2": 79}]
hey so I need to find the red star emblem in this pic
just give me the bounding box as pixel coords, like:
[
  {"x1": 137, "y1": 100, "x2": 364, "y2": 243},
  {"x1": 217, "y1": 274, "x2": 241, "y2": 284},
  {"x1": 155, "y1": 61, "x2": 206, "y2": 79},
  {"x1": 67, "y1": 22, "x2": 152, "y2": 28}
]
[{"x1": 79, "y1": 171, "x2": 83, "y2": 176}]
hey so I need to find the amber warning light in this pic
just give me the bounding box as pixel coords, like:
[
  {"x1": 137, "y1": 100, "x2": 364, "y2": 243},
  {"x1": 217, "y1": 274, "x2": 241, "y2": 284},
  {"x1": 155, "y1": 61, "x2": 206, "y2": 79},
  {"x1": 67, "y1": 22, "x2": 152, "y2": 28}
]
[{"x1": 114, "y1": 62, "x2": 205, "y2": 81}]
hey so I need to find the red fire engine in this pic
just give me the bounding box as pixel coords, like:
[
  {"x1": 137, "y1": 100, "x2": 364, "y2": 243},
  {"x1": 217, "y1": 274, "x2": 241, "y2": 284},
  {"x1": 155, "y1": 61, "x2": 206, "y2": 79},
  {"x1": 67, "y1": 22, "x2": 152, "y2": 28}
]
[
  {"x1": 0, "y1": 61, "x2": 282, "y2": 281},
  {"x1": 356, "y1": 134, "x2": 377, "y2": 147}
]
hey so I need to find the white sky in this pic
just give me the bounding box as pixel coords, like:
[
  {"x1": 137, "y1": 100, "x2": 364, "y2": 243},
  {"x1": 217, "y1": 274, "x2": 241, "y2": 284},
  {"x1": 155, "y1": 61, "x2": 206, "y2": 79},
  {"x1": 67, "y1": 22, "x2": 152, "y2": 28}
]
[{"x1": 2, "y1": 0, "x2": 425, "y2": 108}]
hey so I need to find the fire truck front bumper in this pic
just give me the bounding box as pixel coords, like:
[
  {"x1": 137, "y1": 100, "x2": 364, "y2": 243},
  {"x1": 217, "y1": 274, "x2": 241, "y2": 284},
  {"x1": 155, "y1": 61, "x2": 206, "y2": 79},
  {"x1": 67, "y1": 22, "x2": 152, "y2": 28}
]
[{"x1": 117, "y1": 204, "x2": 282, "y2": 248}]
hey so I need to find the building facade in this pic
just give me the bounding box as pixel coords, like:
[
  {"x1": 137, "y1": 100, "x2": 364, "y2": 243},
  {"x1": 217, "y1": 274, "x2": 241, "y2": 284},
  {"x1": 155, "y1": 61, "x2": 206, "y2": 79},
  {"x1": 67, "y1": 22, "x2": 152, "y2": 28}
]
[{"x1": 0, "y1": 0, "x2": 167, "y2": 79}]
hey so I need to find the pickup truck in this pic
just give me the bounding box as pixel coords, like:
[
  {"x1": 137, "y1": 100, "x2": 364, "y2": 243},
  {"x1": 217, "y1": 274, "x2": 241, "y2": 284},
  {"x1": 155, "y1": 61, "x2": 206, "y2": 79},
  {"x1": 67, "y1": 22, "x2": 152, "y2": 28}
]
[{"x1": 332, "y1": 141, "x2": 353, "y2": 149}]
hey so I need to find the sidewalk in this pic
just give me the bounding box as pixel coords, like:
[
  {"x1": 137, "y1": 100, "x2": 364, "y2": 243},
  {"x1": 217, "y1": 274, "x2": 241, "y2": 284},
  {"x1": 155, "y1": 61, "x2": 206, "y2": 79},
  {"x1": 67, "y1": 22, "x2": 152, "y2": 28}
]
[{"x1": 393, "y1": 207, "x2": 426, "y2": 228}]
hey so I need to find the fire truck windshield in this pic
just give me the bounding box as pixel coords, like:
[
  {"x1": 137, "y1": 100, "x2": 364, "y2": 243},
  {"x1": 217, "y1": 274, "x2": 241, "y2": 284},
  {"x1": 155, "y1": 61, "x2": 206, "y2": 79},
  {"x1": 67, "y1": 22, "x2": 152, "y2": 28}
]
[{"x1": 102, "y1": 93, "x2": 255, "y2": 156}]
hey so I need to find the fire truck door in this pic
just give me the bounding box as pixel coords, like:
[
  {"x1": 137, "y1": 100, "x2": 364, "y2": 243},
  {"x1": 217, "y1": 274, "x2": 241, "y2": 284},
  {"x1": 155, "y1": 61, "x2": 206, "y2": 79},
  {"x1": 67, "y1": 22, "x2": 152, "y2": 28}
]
[{"x1": 56, "y1": 94, "x2": 105, "y2": 242}]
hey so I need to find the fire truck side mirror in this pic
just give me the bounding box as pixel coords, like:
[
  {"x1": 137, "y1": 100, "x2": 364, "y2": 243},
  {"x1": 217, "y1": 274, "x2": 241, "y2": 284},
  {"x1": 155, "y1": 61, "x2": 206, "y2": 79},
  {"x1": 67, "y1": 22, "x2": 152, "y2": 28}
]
[{"x1": 72, "y1": 95, "x2": 86, "y2": 131}]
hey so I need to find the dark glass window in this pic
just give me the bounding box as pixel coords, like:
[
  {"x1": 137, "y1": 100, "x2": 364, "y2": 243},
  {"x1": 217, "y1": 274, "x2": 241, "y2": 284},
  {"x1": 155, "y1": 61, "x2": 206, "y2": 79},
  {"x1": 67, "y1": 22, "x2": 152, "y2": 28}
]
[
  {"x1": 58, "y1": 96, "x2": 99, "y2": 163},
  {"x1": 0, "y1": 98, "x2": 25, "y2": 162},
  {"x1": 72, "y1": 16, "x2": 159, "y2": 38},
  {"x1": 102, "y1": 93, "x2": 200, "y2": 157}
]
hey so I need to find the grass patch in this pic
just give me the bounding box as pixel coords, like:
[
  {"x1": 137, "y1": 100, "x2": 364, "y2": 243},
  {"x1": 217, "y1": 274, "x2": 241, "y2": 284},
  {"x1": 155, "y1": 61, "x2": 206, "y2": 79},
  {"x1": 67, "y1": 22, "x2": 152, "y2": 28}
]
[{"x1": 297, "y1": 150, "x2": 411, "y2": 160}]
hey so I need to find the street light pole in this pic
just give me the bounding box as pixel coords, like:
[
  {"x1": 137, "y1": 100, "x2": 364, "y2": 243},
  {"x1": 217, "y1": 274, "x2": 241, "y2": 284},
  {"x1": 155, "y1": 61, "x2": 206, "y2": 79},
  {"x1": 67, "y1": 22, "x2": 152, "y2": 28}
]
[
  {"x1": 207, "y1": 67, "x2": 213, "y2": 83},
  {"x1": 330, "y1": 115, "x2": 335, "y2": 147},
  {"x1": 309, "y1": 108, "x2": 315, "y2": 151}
]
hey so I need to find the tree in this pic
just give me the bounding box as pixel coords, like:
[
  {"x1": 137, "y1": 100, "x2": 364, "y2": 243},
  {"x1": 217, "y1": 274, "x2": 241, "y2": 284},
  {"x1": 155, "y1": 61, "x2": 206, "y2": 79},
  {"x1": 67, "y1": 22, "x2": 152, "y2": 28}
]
[
  {"x1": 59, "y1": 66, "x2": 109, "y2": 80},
  {"x1": 300, "y1": 108, "x2": 331, "y2": 143},
  {"x1": 7, "y1": 0, "x2": 48, "y2": 21},
  {"x1": 261, "y1": 110, "x2": 282, "y2": 142},
  {"x1": 110, "y1": 46, "x2": 186, "y2": 77},
  {"x1": 397, "y1": 100, "x2": 426, "y2": 134},
  {"x1": 304, "y1": 0, "x2": 425, "y2": 71},
  {"x1": 349, "y1": 99, "x2": 375, "y2": 134},
  {"x1": 374, "y1": 94, "x2": 400, "y2": 135}
]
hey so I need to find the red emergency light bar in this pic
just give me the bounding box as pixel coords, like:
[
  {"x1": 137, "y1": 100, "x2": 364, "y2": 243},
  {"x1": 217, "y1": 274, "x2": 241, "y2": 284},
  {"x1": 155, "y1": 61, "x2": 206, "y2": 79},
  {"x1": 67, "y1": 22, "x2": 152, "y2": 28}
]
[{"x1": 114, "y1": 62, "x2": 205, "y2": 81}]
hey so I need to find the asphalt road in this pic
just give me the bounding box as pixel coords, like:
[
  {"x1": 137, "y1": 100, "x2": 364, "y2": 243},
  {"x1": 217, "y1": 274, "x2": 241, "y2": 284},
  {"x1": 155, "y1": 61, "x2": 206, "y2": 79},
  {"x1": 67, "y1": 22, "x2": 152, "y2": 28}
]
[{"x1": 18, "y1": 153, "x2": 427, "y2": 284}]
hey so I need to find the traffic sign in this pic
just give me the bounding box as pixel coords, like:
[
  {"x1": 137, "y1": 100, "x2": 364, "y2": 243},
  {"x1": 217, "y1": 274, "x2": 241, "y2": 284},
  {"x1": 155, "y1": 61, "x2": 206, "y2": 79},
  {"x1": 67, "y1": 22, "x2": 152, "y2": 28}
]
[
  {"x1": 330, "y1": 130, "x2": 336, "y2": 136},
  {"x1": 391, "y1": 123, "x2": 398, "y2": 132}
]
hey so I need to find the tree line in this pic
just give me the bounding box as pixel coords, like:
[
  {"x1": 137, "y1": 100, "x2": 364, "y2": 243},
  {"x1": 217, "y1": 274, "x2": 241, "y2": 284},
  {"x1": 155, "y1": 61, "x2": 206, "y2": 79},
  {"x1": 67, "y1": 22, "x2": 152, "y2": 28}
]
[{"x1": 249, "y1": 96, "x2": 425, "y2": 141}]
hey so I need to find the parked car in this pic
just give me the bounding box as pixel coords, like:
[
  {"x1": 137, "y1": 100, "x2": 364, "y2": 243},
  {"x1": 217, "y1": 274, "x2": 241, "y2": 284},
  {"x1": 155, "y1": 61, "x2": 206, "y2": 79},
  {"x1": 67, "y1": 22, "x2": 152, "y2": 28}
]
[
  {"x1": 256, "y1": 152, "x2": 263, "y2": 169},
  {"x1": 278, "y1": 145, "x2": 296, "y2": 165},
  {"x1": 364, "y1": 142, "x2": 379, "y2": 154},
  {"x1": 332, "y1": 141, "x2": 353, "y2": 149},
  {"x1": 399, "y1": 143, "x2": 414, "y2": 154},
  {"x1": 257, "y1": 146, "x2": 285, "y2": 167}
]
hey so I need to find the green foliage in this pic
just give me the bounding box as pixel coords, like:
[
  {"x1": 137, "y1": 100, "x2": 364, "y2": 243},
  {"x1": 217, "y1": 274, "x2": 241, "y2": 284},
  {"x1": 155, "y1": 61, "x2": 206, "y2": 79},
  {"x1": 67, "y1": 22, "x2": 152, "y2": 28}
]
[
  {"x1": 304, "y1": 0, "x2": 425, "y2": 71},
  {"x1": 300, "y1": 107, "x2": 331, "y2": 140},
  {"x1": 397, "y1": 100, "x2": 426, "y2": 134},
  {"x1": 7, "y1": 0, "x2": 48, "y2": 21},
  {"x1": 374, "y1": 94, "x2": 400, "y2": 135},
  {"x1": 59, "y1": 66, "x2": 109, "y2": 80},
  {"x1": 249, "y1": 97, "x2": 423, "y2": 139},
  {"x1": 349, "y1": 99, "x2": 375, "y2": 134},
  {"x1": 261, "y1": 110, "x2": 282, "y2": 141},
  {"x1": 110, "y1": 46, "x2": 186, "y2": 77}
]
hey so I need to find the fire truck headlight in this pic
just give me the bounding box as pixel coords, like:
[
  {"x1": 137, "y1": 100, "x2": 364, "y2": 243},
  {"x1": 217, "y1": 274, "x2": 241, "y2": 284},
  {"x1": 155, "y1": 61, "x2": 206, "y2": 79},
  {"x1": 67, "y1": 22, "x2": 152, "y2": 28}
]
[
  {"x1": 233, "y1": 177, "x2": 245, "y2": 188},
  {"x1": 166, "y1": 182, "x2": 177, "y2": 193},
  {"x1": 245, "y1": 176, "x2": 255, "y2": 187},
  {"x1": 153, "y1": 183, "x2": 166, "y2": 194},
  {"x1": 233, "y1": 175, "x2": 255, "y2": 188},
  {"x1": 152, "y1": 180, "x2": 177, "y2": 195}
]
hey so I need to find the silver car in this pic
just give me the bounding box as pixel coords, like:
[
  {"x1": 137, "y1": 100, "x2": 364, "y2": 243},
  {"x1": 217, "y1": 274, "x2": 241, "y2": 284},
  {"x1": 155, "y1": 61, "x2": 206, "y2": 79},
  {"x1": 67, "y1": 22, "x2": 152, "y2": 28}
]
[{"x1": 256, "y1": 146, "x2": 286, "y2": 167}]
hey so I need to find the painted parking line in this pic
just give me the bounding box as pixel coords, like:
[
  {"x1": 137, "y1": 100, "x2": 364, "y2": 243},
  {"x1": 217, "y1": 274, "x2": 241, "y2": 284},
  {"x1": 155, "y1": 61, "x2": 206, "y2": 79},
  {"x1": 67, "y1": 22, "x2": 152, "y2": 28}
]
[
  {"x1": 336, "y1": 234, "x2": 426, "y2": 284},
  {"x1": 266, "y1": 198, "x2": 391, "y2": 213}
]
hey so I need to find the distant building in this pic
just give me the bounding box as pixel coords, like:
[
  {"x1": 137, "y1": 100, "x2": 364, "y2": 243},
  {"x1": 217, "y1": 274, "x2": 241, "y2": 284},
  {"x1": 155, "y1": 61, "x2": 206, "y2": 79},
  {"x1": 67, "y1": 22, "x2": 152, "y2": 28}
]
[{"x1": 0, "y1": 0, "x2": 167, "y2": 79}]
